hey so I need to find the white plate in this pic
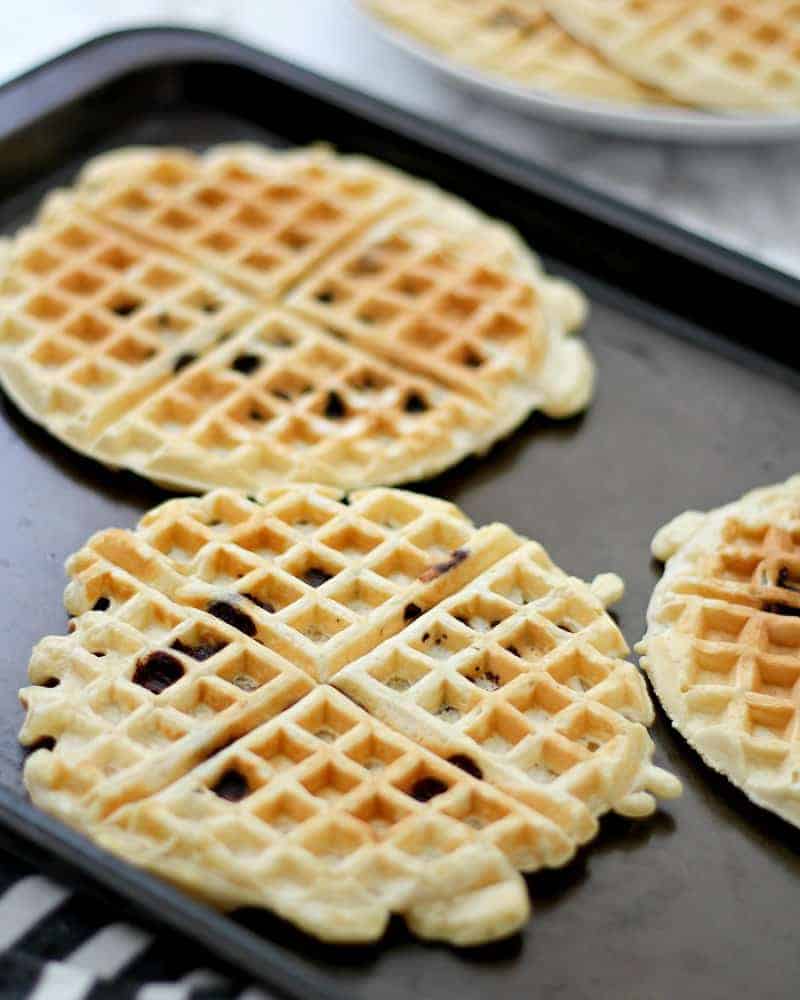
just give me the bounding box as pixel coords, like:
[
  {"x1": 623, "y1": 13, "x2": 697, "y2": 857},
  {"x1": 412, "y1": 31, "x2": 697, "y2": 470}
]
[{"x1": 361, "y1": 8, "x2": 800, "y2": 143}]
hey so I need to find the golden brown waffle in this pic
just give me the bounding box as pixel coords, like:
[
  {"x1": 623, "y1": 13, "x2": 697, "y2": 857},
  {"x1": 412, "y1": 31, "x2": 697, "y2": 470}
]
[
  {"x1": 0, "y1": 196, "x2": 254, "y2": 455},
  {"x1": 74, "y1": 144, "x2": 589, "y2": 335},
  {"x1": 640, "y1": 476, "x2": 800, "y2": 828},
  {"x1": 0, "y1": 145, "x2": 592, "y2": 491},
  {"x1": 94, "y1": 687, "x2": 541, "y2": 943},
  {"x1": 90, "y1": 307, "x2": 505, "y2": 492},
  {"x1": 287, "y1": 210, "x2": 593, "y2": 418},
  {"x1": 73, "y1": 145, "x2": 410, "y2": 300},
  {"x1": 335, "y1": 541, "x2": 678, "y2": 835},
  {"x1": 362, "y1": 0, "x2": 674, "y2": 104},
  {"x1": 21, "y1": 486, "x2": 680, "y2": 943},
  {"x1": 544, "y1": 0, "x2": 800, "y2": 111}
]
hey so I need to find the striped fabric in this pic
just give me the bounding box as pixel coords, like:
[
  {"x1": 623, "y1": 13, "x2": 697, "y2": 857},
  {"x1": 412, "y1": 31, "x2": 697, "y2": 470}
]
[{"x1": 0, "y1": 848, "x2": 273, "y2": 1000}]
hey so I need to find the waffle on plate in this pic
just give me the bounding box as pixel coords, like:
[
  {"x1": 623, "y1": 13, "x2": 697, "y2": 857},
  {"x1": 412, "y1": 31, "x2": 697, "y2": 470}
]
[
  {"x1": 362, "y1": 0, "x2": 673, "y2": 103},
  {"x1": 544, "y1": 0, "x2": 800, "y2": 111}
]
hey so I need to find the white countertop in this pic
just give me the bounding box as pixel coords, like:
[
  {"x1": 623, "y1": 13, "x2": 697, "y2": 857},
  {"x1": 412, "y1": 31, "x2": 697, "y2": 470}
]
[{"x1": 4, "y1": 0, "x2": 798, "y2": 279}]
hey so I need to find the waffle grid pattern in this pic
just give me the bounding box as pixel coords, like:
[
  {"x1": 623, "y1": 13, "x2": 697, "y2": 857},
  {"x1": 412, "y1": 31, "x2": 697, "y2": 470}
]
[
  {"x1": 21, "y1": 486, "x2": 680, "y2": 943},
  {"x1": 76, "y1": 145, "x2": 411, "y2": 300},
  {"x1": 0, "y1": 203, "x2": 253, "y2": 450},
  {"x1": 336, "y1": 540, "x2": 671, "y2": 830},
  {"x1": 287, "y1": 213, "x2": 546, "y2": 404},
  {"x1": 642, "y1": 478, "x2": 800, "y2": 829},
  {"x1": 92, "y1": 308, "x2": 493, "y2": 491},
  {"x1": 361, "y1": 0, "x2": 672, "y2": 103},
  {"x1": 0, "y1": 144, "x2": 592, "y2": 491},
  {"x1": 543, "y1": 0, "x2": 800, "y2": 111},
  {"x1": 97, "y1": 686, "x2": 562, "y2": 943}
]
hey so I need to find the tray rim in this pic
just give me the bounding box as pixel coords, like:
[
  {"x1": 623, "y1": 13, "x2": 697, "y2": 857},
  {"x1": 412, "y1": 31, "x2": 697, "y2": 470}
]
[
  {"x1": 0, "y1": 784, "x2": 343, "y2": 999},
  {"x1": 0, "y1": 25, "x2": 798, "y2": 996},
  {"x1": 0, "y1": 25, "x2": 798, "y2": 311}
]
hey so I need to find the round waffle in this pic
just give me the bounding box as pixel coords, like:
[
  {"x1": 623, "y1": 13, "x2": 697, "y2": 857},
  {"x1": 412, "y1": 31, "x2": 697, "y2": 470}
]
[
  {"x1": 0, "y1": 144, "x2": 592, "y2": 492},
  {"x1": 21, "y1": 486, "x2": 680, "y2": 944},
  {"x1": 544, "y1": 1, "x2": 800, "y2": 111},
  {"x1": 639, "y1": 476, "x2": 800, "y2": 828},
  {"x1": 362, "y1": 0, "x2": 673, "y2": 104}
]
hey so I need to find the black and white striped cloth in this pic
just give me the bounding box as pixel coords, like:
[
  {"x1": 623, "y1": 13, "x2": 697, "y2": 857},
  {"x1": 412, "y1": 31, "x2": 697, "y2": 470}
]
[{"x1": 0, "y1": 847, "x2": 272, "y2": 1000}]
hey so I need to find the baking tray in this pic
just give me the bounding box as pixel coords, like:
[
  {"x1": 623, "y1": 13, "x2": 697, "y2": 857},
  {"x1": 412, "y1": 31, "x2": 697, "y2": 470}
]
[{"x1": 0, "y1": 27, "x2": 799, "y2": 1000}]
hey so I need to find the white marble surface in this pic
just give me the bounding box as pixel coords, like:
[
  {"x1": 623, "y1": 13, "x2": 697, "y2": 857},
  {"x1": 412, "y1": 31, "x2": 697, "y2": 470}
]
[{"x1": 3, "y1": 0, "x2": 798, "y2": 278}]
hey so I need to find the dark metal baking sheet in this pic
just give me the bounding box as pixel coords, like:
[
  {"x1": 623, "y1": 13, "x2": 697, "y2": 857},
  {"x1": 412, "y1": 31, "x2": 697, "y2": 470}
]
[{"x1": 0, "y1": 27, "x2": 798, "y2": 1000}]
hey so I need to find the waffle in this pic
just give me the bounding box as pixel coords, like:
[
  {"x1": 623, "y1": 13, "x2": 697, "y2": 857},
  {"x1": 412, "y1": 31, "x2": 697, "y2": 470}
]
[
  {"x1": 73, "y1": 145, "x2": 411, "y2": 302},
  {"x1": 0, "y1": 144, "x2": 592, "y2": 491},
  {"x1": 544, "y1": 1, "x2": 800, "y2": 111},
  {"x1": 72, "y1": 144, "x2": 585, "y2": 331},
  {"x1": 287, "y1": 209, "x2": 593, "y2": 419},
  {"x1": 86, "y1": 305, "x2": 509, "y2": 492},
  {"x1": 21, "y1": 486, "x2": 680, "y2": 944},
  {"x1": 639, "y1": 476, "x2": 800, "y2": 828},
  {"x1": 335, "y1": 542, "x2": 678, "y2": 831},
  {"x1": 94, "y1": 687, "x2": 537, "y2": 943},
  {"x1": 361, "y1": 0, "x2": 673, "y2": 104},
  {"x1": 0, "y1": 195, "x2": 254, "y2": 456}
]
